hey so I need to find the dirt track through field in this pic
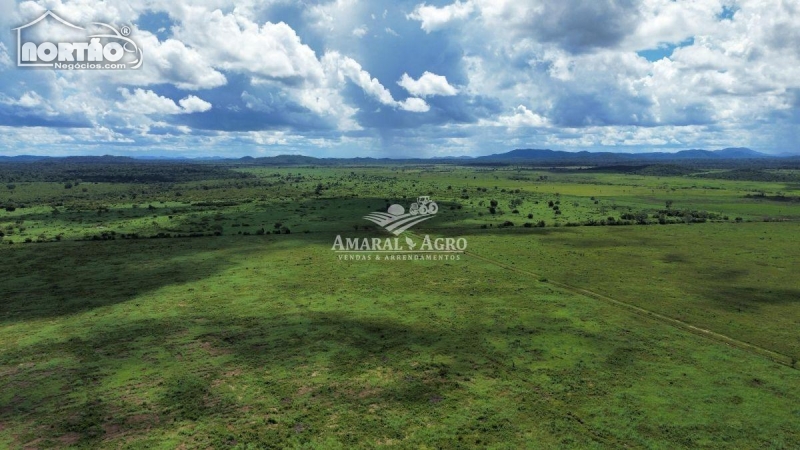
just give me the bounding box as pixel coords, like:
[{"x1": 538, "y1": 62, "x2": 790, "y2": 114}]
[{"x1": 457, "y1": 246, "x2": 798, "y2": 371}]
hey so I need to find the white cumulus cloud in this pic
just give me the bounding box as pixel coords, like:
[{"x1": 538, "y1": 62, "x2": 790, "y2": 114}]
[
  {"x1": 398, "y1": 71, "x2": 459, "y2": 97},
  {"x1": 498, "y1": 105, "x2": 549, "y2": 128},
  {"x1": 178, "y1": 95, "x2": 213, "y2": 113},
  {"x1": 407, "y1": 0, "x2": 475, "y2": 33},
  {"x1": 323, "y1": 52, "x2": 429, "y2": 113},
  {"x1": 117, "y1": 89, "x2": 211, "y2": 115},
  {"x1": 398, "y1": 97, "x2": 431, "y2": 112}
]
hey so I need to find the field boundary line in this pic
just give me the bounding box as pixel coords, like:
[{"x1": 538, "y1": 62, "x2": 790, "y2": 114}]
[{"x1": 459, "y1": 247, "x2": 798, "y2": 370}]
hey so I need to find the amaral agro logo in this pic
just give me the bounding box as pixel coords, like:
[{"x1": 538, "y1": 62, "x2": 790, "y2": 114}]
[
  {"x1": 363, "y1": 196, "x2": 439, "y2": 236},
  {"x1": 14, "y1": 11, "x2": 143, "y2": 70},
  {"x1": 332, "y1": 196, "x2": 467, "y2": 262}
]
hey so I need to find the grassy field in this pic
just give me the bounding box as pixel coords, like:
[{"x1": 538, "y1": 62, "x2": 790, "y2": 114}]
[{"x1": 1, "y1": 162, "x2": 799, "y2": 448}]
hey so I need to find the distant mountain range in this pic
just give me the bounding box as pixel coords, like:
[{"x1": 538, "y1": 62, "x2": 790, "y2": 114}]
[
  {"x1": 470, "y1": 147, "x2": 773, "y2": 163},
  {"x1": 0, "y1": 147, "x2": 796, "y2": 165}
]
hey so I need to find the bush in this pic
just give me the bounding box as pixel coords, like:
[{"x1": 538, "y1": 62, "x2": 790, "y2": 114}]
[{"x1": 527, "y1": 213, "x2": 533, "y2": 219}]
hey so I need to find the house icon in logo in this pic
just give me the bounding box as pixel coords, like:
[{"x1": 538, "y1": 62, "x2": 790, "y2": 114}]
[{"x1": 13, "y1": 11, "x2": 84, "y2": 67}]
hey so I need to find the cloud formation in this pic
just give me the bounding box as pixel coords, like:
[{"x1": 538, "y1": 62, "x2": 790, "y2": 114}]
[
  {"x1": 116, "y1": 89, "x2": 212, "y2": 115},
  {"x1": 0, "y1": 0, "x2": 798, "y2": 156},
  {"x1": 398, "y1": 72, "x2": 458, "y2": 97}
]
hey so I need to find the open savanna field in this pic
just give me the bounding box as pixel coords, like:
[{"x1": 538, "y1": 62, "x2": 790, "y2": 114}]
[{"x1": 1, "y1": 161, "x2": 799, "y2": 448}]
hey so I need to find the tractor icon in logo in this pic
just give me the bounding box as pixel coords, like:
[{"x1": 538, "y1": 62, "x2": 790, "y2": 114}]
[
  {"x1": 364, "y1": 196, "x2": 439, "y2": 236},
  {"x1": 409, "y1": 196, "x2": 438, "y2": 216}
]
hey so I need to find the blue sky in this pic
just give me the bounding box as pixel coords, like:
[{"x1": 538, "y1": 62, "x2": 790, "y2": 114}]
[{"x1": 0, "y1": 0, "x2": 798, "y2": 157}]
